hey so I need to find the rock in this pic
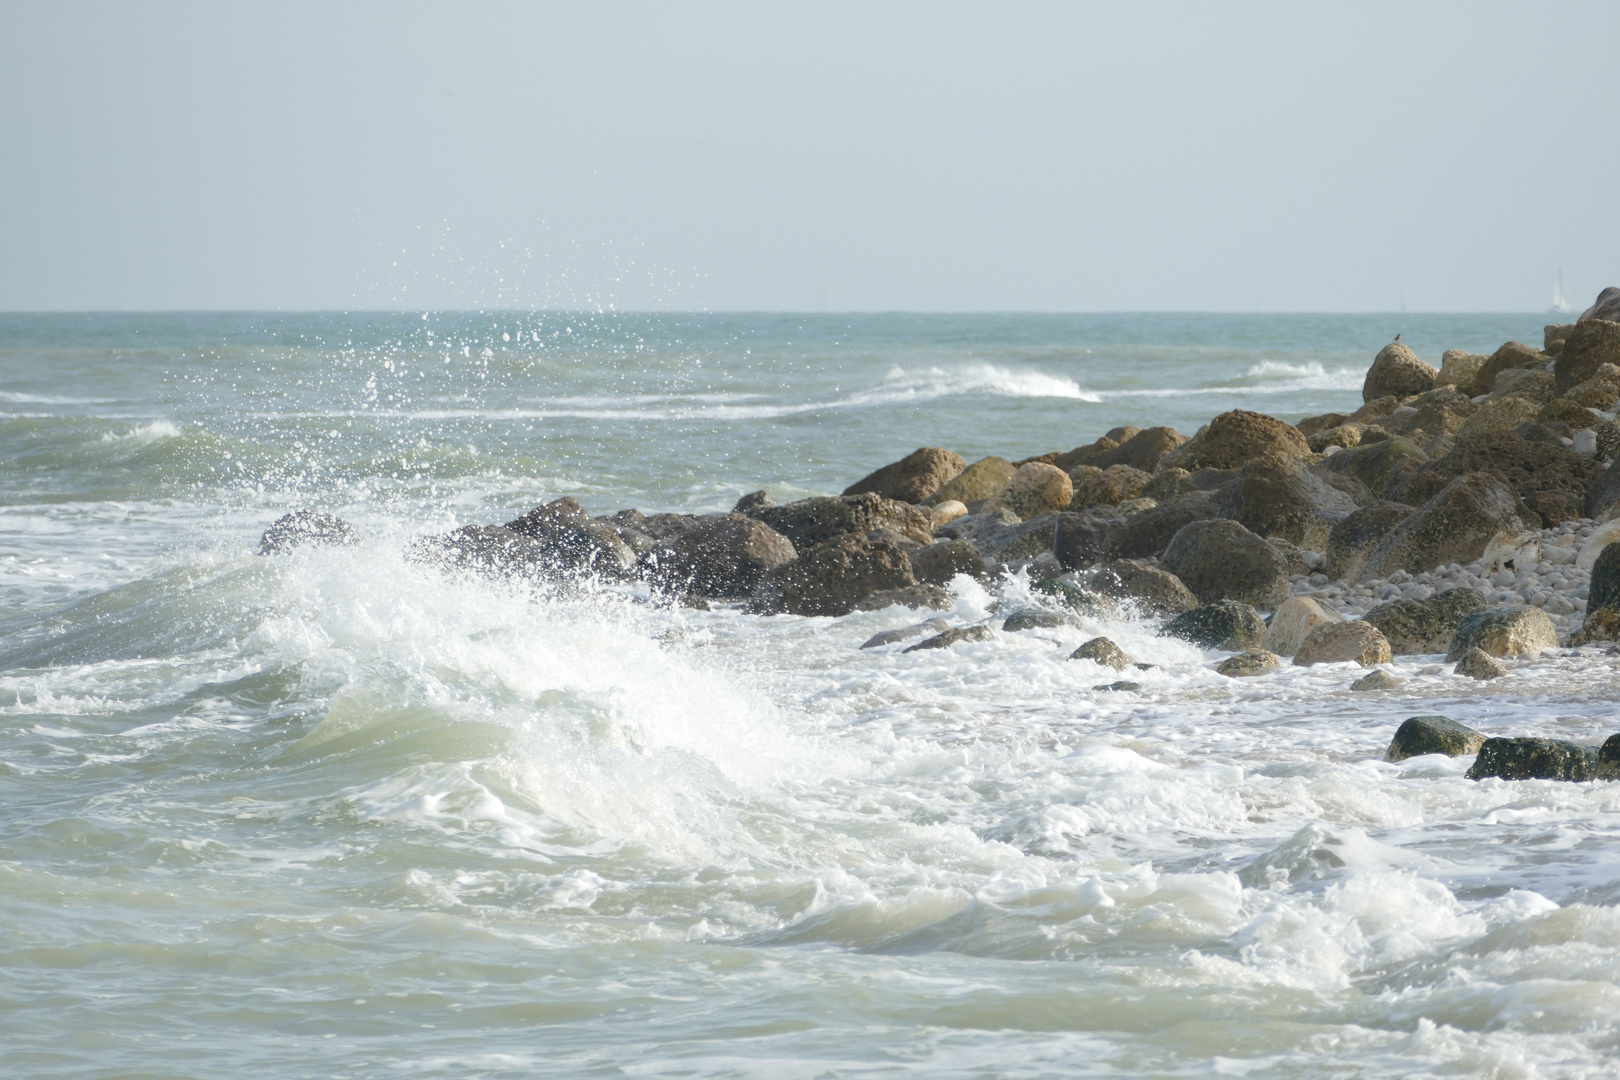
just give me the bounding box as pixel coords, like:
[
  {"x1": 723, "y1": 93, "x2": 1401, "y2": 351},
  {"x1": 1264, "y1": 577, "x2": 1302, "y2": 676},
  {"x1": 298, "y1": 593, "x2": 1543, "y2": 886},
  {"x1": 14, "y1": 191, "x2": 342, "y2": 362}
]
[
  {"x1": 854, "y1": 584, "x2": 953, "y2": 611},
  {"x1": 1216, "y1": 649, "x2": 1282, "y2": 677},
  {"x1": 1031, "y1": 577, "x2": 1111, "y2": 617},
  {"x1": 1142, "y1": 466, "x2": 1237, "y2": 501},
  {"x1": 1161, "y1": 519, "x2": 1292, "y2": 608},
  {"x1": 1360, "y1": 473, "x2": 1536, "y2": 581},
  {"x1": 902, "y1": 624, "x2": 995, "y2": 652},
  {"x1": 1484, "y1": 367, "x2": 1555, "y2": 406},
  {"x1": 1160, "y1": 600, "x2": 1267, "y2": 650},
  {"x1": 843, "y1": 447, "x2": 967, "y2": 505},
  {"x1": 611, "y1": 509, "x2": 700, "y2": 541},
  {"x1": 1106, "y1": 425, "x2": 1142, "y2": 444},
  {"x1": 1578, "y1": 523, "x2": 1620, "y2": 572},
  {"x1": 930, "y1": 500, "x2": 969, "y2": 528},
  {"x1": 258, "y1": 510, "x2": 360, "y2": 554},
  {"x1": 1437, "y1": 350, "x2": 1488, "y2": 395},
  {"x1": 1089, "y1": 426, "x2": 1188, "y2": 473},
  {"x1": 1454, "y1": 647, "x2": 1507, "y2": 680},
  {"x1": 1261, "y1": 596, "x2": 1342, "y2": 657},
  {"x1": 1051, "y1": 511, "x2": 1116, "y2": 570},
  {"x1": 1546, "y1": 323, "x2": 1578, "y2": 352},
  {"x1": 1324, "y1": 501, "x2": 1414, "y2": 582},
  {"x1": 1579, "y1": 286, "x2": 1620, "y2": 323},
  {"x1": 1454, "y1": 396, "x2": 1542, "y2": 440},
  {"x1": 1363, "y1": 588, "x2": 1488, "y2": 654},
  {"x1": 1405, "y1": 387, "x2": 1479, "y2": 439},
  {"x1": 1320, "y1": 437, "x2": 1428, "y2": 498},
  {"x1": 1308, "y1": 423, "x2": 1364, "y2": 453},
  {"x1": 1444, "y1": 604, "x2": 1558, "y2": 661},
  {"x1": 1297, "y1": 412, "x2": 1350, "y2": 438},
  {"x1": 1351, "y1": 669, "x2": 1404, "y2": 692},
  {"x1": 1070, "y1": 636, "x2": 1134, "y2": 669},
  {"x1": 1599, "y1": 735, "x2": 1620, "y2": 780},
  {"x1": 752, "y1": 532, "x2": 917, "y2": 617},
  {"x1": 1385, "y1": 716, "x2": 1485, "y2": 762},
  {"x1": 1083, "y1": 559, "x2": 1198, "y2": 616},
  {"x1": 1570, "y1": 608, "x2": 1620, "y2": 647},
  {"x1": 945, "y1": 509, "x2": 1065, "y2": 562},
  {"x1": 927, "y1": 456, "x2": 1016, "y2": 507},
  {"x1": 643, "y1": 513, "x2": 797, "y2": 598},
  {"x1": 503, "y1": 499, "x2": 639, "y2": 577},
  {"x1": 732, "y1": 490, "x2": 774, "y2": 514},
  {"x1": 1070, "y1": 463, "x2": 1152, "y2": 509},
  {"x1": 1555, "y1": 318, "x2": 1620, "y2": 394},
  {"x1": 1293, "y1": 621, "x2": 1392, "y2": 667},
  {"x1": 1565, "y1": 380, "x2": 1619, "y2": 411},
  {"x1": 1387, "y1": 432, "x2": 1602, "y2": 520},
  {"x1": 1350, "y1": 395, "x2": 1402, "y2": 424},
  {"x1": 1094, "y1": 680, "x2": 1143, "y2": 692},
  {"x1": 1466, "y1": 738, "x2": 1598, "y2": 782},
  {"x1": 1105, "y1": 489, "x2": 1224, "y2": 560},
  {"x1": 1479, "y1": 530, "x2": 1541, "y2": 576},
  {"x1": 1003, "y1": 609, "x2": 1082, "y2": 632},
  {"x1": 908, "y1": 538, "x2": 988, "y2": 585},
  {"x1": 1002, "y1": 462, "x2": 1074, "y2": 519},
  {"x1": 406, "y1": 525, "x2": 555, "y2": 580},
  {"x1": 1476, "y1": 341, "x2": 1548, "y2": 395},
  {"x1": 1362, "y1": 342, "x2": 1437, "y2": 402},
  {"x1": 750, "y1": 492, "x2": 934, "y2": 549},
  {"x1": 860, "y1": 617, "x2": 950, "y2": 649},
  {"x1": 1215, "y1": 453, "x2": 1361, "y2": 546},
  {"x1": 1538, "y1": 398, "x2": 1594, "y2": 428},
  {"x1": 1571, "y1": 541, "x2": 1620, "y2": 644},
  {"x1": 1157, "y1": 409, "x2": 1310, "y2": 473}
]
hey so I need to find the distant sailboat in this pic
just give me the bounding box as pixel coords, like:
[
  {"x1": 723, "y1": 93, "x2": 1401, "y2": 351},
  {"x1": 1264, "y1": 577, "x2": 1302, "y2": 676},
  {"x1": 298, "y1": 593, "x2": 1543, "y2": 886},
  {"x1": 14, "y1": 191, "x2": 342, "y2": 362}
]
[{"x1": 1549, "y1": 270, "x2": 1573, "y2": 315}]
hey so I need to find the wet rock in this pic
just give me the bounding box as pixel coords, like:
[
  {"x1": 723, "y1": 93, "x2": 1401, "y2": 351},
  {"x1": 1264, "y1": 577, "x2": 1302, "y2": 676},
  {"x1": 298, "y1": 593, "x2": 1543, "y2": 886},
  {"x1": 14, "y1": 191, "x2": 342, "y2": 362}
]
[
  {"x1": 1003, "y1": 609, "x2": 1082, "y2": 632},
  {"x1": 1070, "y1": 463, "x2": 1152, "y2": 509},
  {"x1": 903, "y1": 624, "x2": 995, "y2": 653},
  {"x1": 1161, "y1": 518, "x2": 1292, "y2": 608},
  {"x1": 406, "y1": 525, "x2": 553, "y2": 580},
  {"x1": 1323, "y1": 501, "x2": 1414, "y2": 582},
  {"x1": 1157, "y1": 409, "x2": 1310, "y2": 473},
  {"x1": 1214, "y1": 453, "x2": 1360, "y2": 547},
  {"x1": 1598, "y1": 734, "x2": 1620, "y2": 780},
  {"x1": 1160, "y1": 600, "x2": 1267, "y2": 650},
  {"x1": 258, "y1": 510, "x2": 359, "y2": 554},
  {"x1": 1363, "y1": 588, "x2": 1488, "y2": 655},
  {"x1": 1002, "y1": 462, "x2": 1074, "y2": 519},
  {"x1": 1351, "y1": 669, "x2": 1404, "y2": 692},
  {"x1": 1555, "y1": 318, "x2": 1620, "y2": 394},
  {"x1": 503, "y1": 499, "x2": 639, "y2": 577},
  {"x1": 855, "y1": 584, "x2": 952, "y2": 611},
  {"x1": 1070, "y1": 636, "x2": 1134, "y2": 669},
  {"x1": 1444, "y1": 604, "x2": 1558, "y2": 661},
  {"x1": 732, "y1": 490, "x2": 774, "y2": 514},
  {"x1": 643, "y1": 513, "x2": 797, "y2": 598},
  {"x1": 1437, "y1": 350, "x2": 1488, "y2": 395},
  {"x1": 1031, "y1": 577, "x2": 1111, "y2": 617},
  {"x1": 1051, "y1": 510, "x2": 1116, "y2": 570},
  {"x1": 611, "y1": 509, "x2": 700, "y2": 541},
  {"x1": 1293, "y1": 621, "x2": 1392, "y2": 667},
  {"x1": 750, "y1": 492, "x2": 934, "y2": 549},
  {"x1": 860, "y1": 618, "x2": 950, "y2": 649},
  {"x1": 1083, "y1": 558, "x2": 1198, "y2": 616},
  {"x1": 1094, "y1": 680, "x2": 1143, "y2": 692},
  {"x1": 1454, "y1": 646, "x2": 1507, "y2": 680},
  {"x1": 927, "y1": 456, "x2": 1016, "y2": 507},
  {"x1": 908, "y1": 538, "x2": 988, "y2": 585},
  {"x1": 1466, "y1": 738, "x2": 1598, "y2": 782},
  {"x1": 1385, "y1": 716, "x2": 1485, "y2": 762},
  {"x1": 1105, "y1": 489, "x2": 1224, "y2": 560},
  {"x1": 843, "y1": 446, "x2": 967, "y2": 505},
  {"x1": 1570, "y1": 541, "x2": 1620, "y2": 645},
  {"x1": 1261, "y1": 596, "x2": 1342, "y2": 657},
  {"x1": 1216, "y1": 648, "x2": 1282, "y2": 677},
  {"x1": 948, "y1": 509, "x2": 1066, "y2": 562},
  {"x1": 753, "y1": 531, "x2": 916, "y2": 617},
  {"x1": 1362, "y1": 342, "x2": 1437, "y2": 402},
  {"x1": 1320, "y1": 437, "x2": 1428, "y2": 498},
  {"x1": 1360, "y1": 473, "x2": 1536, "y2": 581}
]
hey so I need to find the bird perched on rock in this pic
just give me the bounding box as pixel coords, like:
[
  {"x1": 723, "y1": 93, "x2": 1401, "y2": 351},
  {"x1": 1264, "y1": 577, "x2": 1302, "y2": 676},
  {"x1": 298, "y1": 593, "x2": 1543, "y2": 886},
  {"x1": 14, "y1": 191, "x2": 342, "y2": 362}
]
[{"x1": 1392, "y1": 333, "x2": 1402, "y2": 343}]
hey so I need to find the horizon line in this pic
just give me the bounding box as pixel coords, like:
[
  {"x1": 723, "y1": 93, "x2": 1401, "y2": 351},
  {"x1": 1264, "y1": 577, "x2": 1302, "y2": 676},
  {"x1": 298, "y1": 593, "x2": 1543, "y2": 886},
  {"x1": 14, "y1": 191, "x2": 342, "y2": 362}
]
[{"x1": 0, "y1": 307, "x2": 1576, "y2": 318}]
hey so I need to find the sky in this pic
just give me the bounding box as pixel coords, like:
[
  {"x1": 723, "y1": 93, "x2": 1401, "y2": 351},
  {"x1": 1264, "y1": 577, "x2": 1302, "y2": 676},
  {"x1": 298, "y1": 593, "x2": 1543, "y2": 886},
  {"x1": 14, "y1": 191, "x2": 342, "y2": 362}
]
[{"x1": 1, "y1": 2, "x2": 1616, "y2": 313}]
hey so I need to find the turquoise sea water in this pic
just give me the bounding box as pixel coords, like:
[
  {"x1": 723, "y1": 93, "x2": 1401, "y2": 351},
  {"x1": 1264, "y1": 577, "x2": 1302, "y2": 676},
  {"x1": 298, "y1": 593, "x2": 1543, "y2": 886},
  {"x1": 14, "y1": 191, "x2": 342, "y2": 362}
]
[{"x1": 8, "y1": 311, "x2": 1620, "y2": 1079}]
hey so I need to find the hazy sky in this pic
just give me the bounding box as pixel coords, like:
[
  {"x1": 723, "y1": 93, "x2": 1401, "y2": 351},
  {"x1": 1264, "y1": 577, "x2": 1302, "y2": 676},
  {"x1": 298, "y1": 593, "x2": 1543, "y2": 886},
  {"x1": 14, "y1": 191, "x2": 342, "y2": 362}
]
[{"x1": 2, "y1": 2, "x2": 1616, "y2": 312}]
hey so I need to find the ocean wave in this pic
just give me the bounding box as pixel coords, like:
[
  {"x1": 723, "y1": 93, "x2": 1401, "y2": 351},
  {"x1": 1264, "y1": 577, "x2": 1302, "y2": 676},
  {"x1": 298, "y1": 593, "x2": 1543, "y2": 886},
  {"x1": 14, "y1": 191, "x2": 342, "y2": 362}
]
[
  {"x1": 1100, "y1": 362, "x2": 1361, "y2": 399},
  {"x1": 100, "y1": 420, "x2": 184, "y2": 443},
  {"x1": 0, "y1": 390, "x2": 118, "y2": 405}
]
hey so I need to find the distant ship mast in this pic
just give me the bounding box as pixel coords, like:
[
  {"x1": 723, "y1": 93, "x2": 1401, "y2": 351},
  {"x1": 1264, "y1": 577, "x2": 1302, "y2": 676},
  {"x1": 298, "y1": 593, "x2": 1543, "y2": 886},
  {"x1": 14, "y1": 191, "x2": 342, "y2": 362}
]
[{"x1": 1550, "y1": 270, "x2": 1573, "y2": 315}]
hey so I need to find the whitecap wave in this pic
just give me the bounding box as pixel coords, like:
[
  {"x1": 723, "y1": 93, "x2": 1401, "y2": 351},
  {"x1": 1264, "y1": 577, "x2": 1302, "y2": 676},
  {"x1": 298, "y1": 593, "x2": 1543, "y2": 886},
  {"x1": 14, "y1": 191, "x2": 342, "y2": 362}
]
[{"x1": 100, "y1": 419, "x2": 183, "y2": 443}]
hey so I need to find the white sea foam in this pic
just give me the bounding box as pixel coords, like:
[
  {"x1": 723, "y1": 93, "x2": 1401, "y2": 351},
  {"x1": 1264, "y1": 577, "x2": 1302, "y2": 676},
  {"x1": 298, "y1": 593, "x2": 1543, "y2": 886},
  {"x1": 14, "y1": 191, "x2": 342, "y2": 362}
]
[{"x1": 100, "y1": 418, "x2": 183, "y2": 443}]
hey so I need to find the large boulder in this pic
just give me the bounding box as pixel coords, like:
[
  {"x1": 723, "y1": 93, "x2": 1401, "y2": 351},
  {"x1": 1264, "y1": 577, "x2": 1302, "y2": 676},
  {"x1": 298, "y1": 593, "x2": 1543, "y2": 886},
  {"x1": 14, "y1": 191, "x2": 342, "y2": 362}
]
[
  {"x1": 258, "y1": 510, "x2": 360, "y2": 554},
  {"x1": 1083, "y1": 559, "x2": 1198, "y2": 616},
  {"x1": 1321, "y1": 438, "x2": 1428, "y2": 498},
  {"x1": 1090, "y1": 427, "x2": 1188, "y2": 473},
  {"x1": 1070, "y1": 636, "x2": 1135, "y2": 670},
  {"x1": 1475, "y1": 341, "x2": 1548, "y2": 395},
  {"x1": 1555, "y1": 318, "x2": 1620, "y2": 394},
  {"x1": 643, "y1": 513, "x2": 796, "y2": 598},
  {"x1": 927, "y1": 457, "x2": 1016, "y2": 507},
  {"x1": 1160, "y1": 519, "x2": 1292, "y2": 609},
  {"x1": 1580, "y1": 287, "x2": 1620, "y2": 323},
  {"x1": 407, "y1": 525, "x2": 557, "y2": 580},
  {"x1": 1404, "y1": 387, "x2": 1478, "y2": 440},
  {"x1": 1160, "y1": 600, "x2": 1267, "y2": 650},
  {"x1": 1444, "y1": 604, "x2": 1558, "y2": 661},
  {"x1": 1385, "y1": 716, "x2": 1486, "y2": 762},
  {"x1": 908, "y1": 539, "x2": 988, "y2": 585},
  {"x1": 1483, "y1": 367, "x2": 1555, "y2": 406},
  {"x1": 503, "y1": 498, "x2": 639, "y2": 577},
  {"x1": 943, "y1": 509, "x2": 1065, "y2": 563},
  {"x1": 1216, "y1": 649, "x2": 1283, "y2": 677},
  {"x1": 752, "y1": 532, "x2": 917, "y2": 617},
  {"x1": 610, "y1": 508, "x2": 701, "y2": 541},
  {"x1": 1570, "y1": 541, "x2": 1620, "y2": 644},
  {"x1": 1437, "y1": 350, "x2": 1489, "y2": 395},
  {"x1": 1385, "y1": 433, "x2": 1602, "y2": 520},
  {"x1": 1360, "y1": 473, "x2": 1535, "y2": 581},
  {"x1": 843, "y1": 447, "x2": 966, "y2": 504},
  {"x1": 1156, "y1": 410, "x2": 1309, "y2": 473},
  {"x1": 1362, "y1": 342, "x2": 1437, "y2": 402},
  {"x1": 1453, "y1": 396, "x2": 1542, "y2": 440},
  {"x1": 1455, "y1": 646, "x2": 1507, "y2": 680},
  {"x1": 1052, "y1": 511, "x2": 1117, "y2": 570},
  {"x1": 1293, "y1": 620, "x2": 1392, "y2": 667},
  {"x1": 1466, "y1": 738, "x2": 1598, "y2": 782},
  {"x1": 1003, "y1": 462, "x2": 1073, "y2": 519},
  {"x1": 1323, "y1": 501, "x2": 1414, "y2": 582},
  {"x1": 1261, "y1": 596, "x2": 1342, "y2": 657},
  {"x1": 903, "y1": 625, "x2": 995, "y2": 653},
  {"x1": 1215, "y1": 453, "x2": 1361, "y2": 546},
  {"x1": 750, "y1": 493, "x2": 934, "y2": 549},
  {"x1": 1363, "y1": 587, "x2": 1488, "y2": 654},
  {"x1": 1105, "y1": 489, "x2": 1223, "y2": 560},
  {"x1": 1070, "y1": 463, "x2": 1152, "y2": 509}
]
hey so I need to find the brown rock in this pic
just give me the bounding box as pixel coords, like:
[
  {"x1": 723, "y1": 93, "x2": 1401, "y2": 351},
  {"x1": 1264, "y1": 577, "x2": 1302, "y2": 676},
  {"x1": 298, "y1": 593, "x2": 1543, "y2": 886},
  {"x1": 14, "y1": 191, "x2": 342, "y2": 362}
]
[
  {"x1": 1362, "y1": 343, "x2": 1437, "y2": 402},
  {"x1": 643, "y1": 513, "x2": 797, "y2": 598},
  {"x1": 1321, "y1": 437, "x2": 1428, "y2": 498},
  {"x1": 752, "y1": 532, "x2": 917, "y2": 617},
  {"x1": 1437, "y1": 350, "x2": 1488, "y2": 395},
  {"x1": 1160, "y1": 518, "x2": 1292, "y2": 609},
  {"x1": 1579, "y1": 287, "x2": 1620, "y2": 323},
  {"x1": 750, "y1": 492, "x2": 934, "y2": 549},
  {"x1": 1215, "y1": 453, "x2": 1360, "y2": 546},
  {"x1": 1002, "y1": 462, "x2": 1074, "y2": 519},
  {"x1": 1363, "y1": 588, "x2": 1488, "y2": 654},
  {"x1": 1297, "y1": 413, "x2": 1349, "y2": 438},
  {"x1": 908, "y1": 539, "x2": 988, "y2": 585},
  {"x1": 927, "y1": 456, "x2": 1017, "y2": 507},
  {"x1": 843, "y1": 447, "x2": 967, "y2": 505},
  {"x1": 1454, "y1": 647, "x2": 1507, "y2": 680},
  {"x1": 1324, "y1": 501, "x2": 1414, "y2": 582},
  {"x1": 1070, "y1": 636, "x2": 1134, "y2": 670},
  {"x1": 1477, "y1": 341, "x2": 1548, "y2": 395},
  {"x1": 1539, "y1": 398, "x2": 1597, "y2": 428},
  {"x1": 1361, "y1": 473, "x2": 1536, "y2": 580},
  {"x1": 1444, "y1": 604, "x2": 1558, "y2": 661},
  {"x1": 1083, "y1": 558, "x2": 1198, "y2": 616},
  {"x1": 1293, "y1": 621, "x2": 1392, "y2": 667},
  {"x1": 1105, "y1": 489, "x2": 1223, "y2": 560},
  {"x1": 903, "y1": 624, "x2": 995, "y2": 652},
  {"x1": 1261, "y1": 596, "x2": 1342, "y2": 657},
  {"x1": 1216, "y1": 648, "x2": 1283, "y2": 677},
  {"x1": 1386, "y1": 432, "x2": 1602, "y2": 518},
  {"x1": 1156, "y1": 410, "x2": 1309, "y2": 473},
  {"x1": 1070, "y1": 463, "x2": 1152, "y2": 509},
  {"x1": 1556, "y1": 318, "x2": 1620, "y2": 394}
]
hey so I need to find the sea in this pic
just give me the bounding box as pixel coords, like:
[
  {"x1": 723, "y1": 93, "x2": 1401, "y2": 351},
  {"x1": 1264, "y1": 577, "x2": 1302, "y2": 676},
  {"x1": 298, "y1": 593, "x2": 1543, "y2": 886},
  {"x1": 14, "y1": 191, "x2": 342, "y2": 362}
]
[{"x1": 5, "y1": 311, "x2": 1620, "y2": 1079}]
